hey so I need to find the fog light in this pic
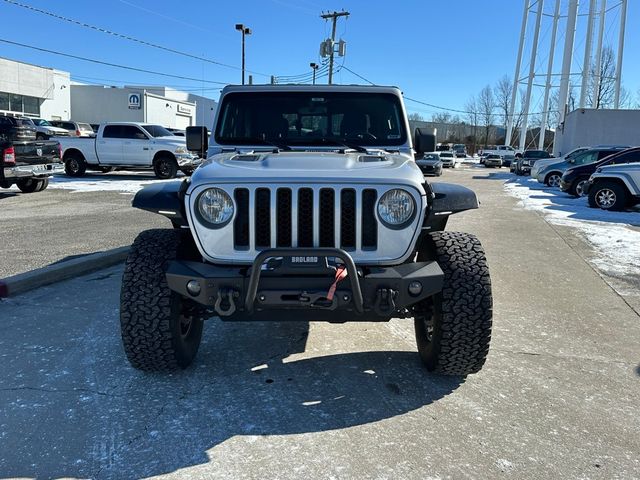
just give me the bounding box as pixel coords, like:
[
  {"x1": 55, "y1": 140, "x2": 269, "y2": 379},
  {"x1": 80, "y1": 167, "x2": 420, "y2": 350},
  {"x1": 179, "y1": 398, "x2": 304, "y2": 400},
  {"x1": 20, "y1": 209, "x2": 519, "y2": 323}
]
[
  {"x1": 408, "y1": 281, "x2": 422, "y2": 296},
  {"x1": 186, "y1": 280, "x2": 201, "y2": 297}
]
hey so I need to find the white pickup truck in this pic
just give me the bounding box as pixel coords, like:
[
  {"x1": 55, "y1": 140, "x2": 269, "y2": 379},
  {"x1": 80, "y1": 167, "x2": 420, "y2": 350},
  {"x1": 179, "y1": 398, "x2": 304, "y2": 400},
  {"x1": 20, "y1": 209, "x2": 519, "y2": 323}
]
[
  {"x1": 59, "y1": 122, "x2": 201, "y2": 179},
  {"x1": 478, "y1": 145, "x2": 523, "y2": 161}
]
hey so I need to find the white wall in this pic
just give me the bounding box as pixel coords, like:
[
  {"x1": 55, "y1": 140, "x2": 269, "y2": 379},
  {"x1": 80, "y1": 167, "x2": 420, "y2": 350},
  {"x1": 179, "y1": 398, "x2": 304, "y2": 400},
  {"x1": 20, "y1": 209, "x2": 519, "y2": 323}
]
[
  {"x1": 0, "y1": 57, "x2": 70, "y2": 120},
  {"x1": 71, "y1": 86, "x2": 196, "y2": 128},
  {"x1": 554, "y1": 108, "x2": 640, "y2": 156}
]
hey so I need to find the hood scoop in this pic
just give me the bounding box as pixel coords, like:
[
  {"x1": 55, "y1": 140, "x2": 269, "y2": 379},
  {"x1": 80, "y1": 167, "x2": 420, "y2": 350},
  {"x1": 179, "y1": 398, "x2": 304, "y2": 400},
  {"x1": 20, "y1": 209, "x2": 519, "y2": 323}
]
[
  {"x1": 230, "y1": 154, "x2": 263, "y2": 162},
  {"x1": 359, "y1": 155, "x2": 387, "y2": 163}
]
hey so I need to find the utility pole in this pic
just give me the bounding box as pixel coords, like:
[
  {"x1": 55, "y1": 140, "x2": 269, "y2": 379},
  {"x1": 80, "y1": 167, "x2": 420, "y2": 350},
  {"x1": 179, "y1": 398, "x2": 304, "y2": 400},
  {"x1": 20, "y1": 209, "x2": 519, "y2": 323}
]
[
  {"x1": 310, "y1": 62, "x2": 319, "y2": 85},
  {"x1": 320, "y1": 10, "x2": 349, "y2": 85},
  {"x1": 235, "y1": 23, "x2": 252, "y2": 85}
]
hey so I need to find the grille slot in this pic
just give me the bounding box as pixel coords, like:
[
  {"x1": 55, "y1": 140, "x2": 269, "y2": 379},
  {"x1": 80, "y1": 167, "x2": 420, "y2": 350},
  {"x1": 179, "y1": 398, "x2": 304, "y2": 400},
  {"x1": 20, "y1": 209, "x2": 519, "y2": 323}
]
[
  {"x1": 362, "y1": 189, "x2": 378, "y2": 248},
  {"x1": 340, "y1": 189, "x2": 356, "y2": 249},
  {"x1": 319, "y1": 188, "x2": 335, "y2": 247},
  {"x1": 276, "y1": 188, "x2": 292, "y2": 247},
  {"x1": 297, "y1": 188, "x2": 314, "y2": 247},
  {"x1": 234, "y1": 188, "x2": 250, "y2": 248},
  {"x1": 255, "y1": 188, "x2": 271, "y2": 249}
]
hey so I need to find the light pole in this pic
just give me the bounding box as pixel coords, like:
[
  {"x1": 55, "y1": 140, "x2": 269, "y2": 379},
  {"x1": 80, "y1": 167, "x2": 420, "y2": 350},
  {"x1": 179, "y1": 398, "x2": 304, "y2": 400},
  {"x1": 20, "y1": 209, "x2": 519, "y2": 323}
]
[
  {"x1": 310, "y1": 62, "x2": 319, "y2": 85},
  {"x1": 235, "y1": 23, "x2": 252, "y2": 85}
]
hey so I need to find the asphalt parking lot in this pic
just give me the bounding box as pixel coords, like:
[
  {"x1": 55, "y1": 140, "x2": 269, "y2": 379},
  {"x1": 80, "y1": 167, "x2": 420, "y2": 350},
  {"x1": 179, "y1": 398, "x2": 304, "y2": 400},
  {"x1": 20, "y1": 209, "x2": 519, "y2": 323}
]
[{"x1": 1, "y1": 166, "x2": 639, "y2": 479}]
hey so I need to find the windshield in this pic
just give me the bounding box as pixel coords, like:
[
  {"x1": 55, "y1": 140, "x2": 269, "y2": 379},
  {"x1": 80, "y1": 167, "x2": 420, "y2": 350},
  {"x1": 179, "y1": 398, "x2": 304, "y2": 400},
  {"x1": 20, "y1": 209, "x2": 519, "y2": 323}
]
[
  {"x1": 571, "y1": 150, "x2": 600, "y2": 165},
  {"x1": 33, "y1": 119, "x2": 51, "y2": 126},
  {"x1": 215, "y1": 91, "x2": 407, "y2": 147},
  {"x1": 142, "y1": 125, "x2": 173, "y2": 138},
  {"x1": 441, "y1": 152, "x2": 453, "y2": 157},
  {"x1": 422, "y1": 153, "x2": 439, "y2": 160}
]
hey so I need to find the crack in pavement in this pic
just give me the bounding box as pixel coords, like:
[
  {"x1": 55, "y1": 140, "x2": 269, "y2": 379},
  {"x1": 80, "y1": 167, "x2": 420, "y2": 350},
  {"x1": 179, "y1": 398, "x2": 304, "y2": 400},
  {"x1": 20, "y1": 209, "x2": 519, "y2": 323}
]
[{"x1": 493, "y1": 347, "x2": 636, "y2": 368}]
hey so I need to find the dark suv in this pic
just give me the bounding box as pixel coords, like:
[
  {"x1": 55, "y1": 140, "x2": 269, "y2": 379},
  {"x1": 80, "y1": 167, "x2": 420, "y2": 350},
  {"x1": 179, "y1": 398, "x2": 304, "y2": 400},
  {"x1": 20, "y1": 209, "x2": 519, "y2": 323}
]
[
  {"x1": 560, "y1": 147, "x2": 635, "y2": 197},
  {"x1": 0, "y1": 116, "x2": 37, "y2": 141},
  {"x1": 514, "y1": 149, "x2": 552, "y2": 175}
]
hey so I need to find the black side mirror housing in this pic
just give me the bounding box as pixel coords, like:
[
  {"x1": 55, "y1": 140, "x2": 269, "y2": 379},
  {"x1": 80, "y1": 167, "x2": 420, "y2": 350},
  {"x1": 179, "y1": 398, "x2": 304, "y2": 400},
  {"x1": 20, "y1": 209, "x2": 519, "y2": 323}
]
[
  {"x1": 413, "y1": 127, "x2": 436, "y2": 159},
  {"x1": 186, "y1": 126, "x2": 209, "y2": 157}
]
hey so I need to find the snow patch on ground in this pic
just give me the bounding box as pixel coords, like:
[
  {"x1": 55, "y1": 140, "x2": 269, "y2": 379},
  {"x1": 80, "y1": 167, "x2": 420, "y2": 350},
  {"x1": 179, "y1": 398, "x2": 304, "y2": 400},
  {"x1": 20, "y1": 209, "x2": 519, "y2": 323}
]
[
  {"x1": 47, "y1": 171, "x2": 183, "y2": 194},
  {"x1": 503, "y1": 176, "x2": 640, "y2": 277}
]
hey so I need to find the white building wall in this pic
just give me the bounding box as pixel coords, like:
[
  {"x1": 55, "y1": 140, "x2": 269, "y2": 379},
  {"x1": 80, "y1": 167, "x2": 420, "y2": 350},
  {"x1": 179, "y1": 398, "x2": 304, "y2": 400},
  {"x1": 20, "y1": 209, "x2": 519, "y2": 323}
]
[
  {"x1": 129, "y1": 86, "x2": 217, "y2": 129},
  {"x1": 0, "y1": 57, "x2": 70, "y2": 119},
  {"x1": 554, "y1": 108, "x2": 640, "y2": 156},
  {"x1": 70, "y1": 85, "x2": 196, "y2": 128}
]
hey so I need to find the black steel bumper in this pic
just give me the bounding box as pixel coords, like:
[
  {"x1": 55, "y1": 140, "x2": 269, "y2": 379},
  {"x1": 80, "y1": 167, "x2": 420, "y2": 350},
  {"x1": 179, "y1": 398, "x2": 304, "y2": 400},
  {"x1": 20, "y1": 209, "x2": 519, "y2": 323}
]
[{"x1": 165, "y1": 248, "x2": 444, "y2": 322}]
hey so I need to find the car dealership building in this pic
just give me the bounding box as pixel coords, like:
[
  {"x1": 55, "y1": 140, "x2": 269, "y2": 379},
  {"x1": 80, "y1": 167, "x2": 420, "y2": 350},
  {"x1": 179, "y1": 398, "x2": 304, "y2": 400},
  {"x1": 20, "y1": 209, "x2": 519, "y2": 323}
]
[{"x1": 1, "y1": 57, "x2": 217, "y2": 129}]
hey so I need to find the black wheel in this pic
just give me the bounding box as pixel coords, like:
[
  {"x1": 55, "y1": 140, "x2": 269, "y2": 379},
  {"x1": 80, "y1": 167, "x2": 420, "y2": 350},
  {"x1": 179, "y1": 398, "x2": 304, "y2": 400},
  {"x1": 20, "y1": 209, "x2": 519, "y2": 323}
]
[
  {"x1": 36, "y1": 133, "x2": 47, "y2": 140},
  {"x1": 35, "y1": 177, "x2": 49, "y2": 192},
  {"x1": 64, "y1": 153, "x2": 87, "y2": 177},
  {"x1": 153, "y1": 155, "x2": 178, "y2": 179},
  {"x1": 413, "y1": 231, "x2": 493, "y2": 376},
  {"x1": 544, "y1": 172, "x2": 562, "y2": 187},
  {"x1": 588, "y1": 180, "x2": 628, "y2": 211},
  {"x1": 570, "y1": 176, "x2": 589, "y2": 197},
  {"x1": 120, "y1": 229, "x2": 204, "y2": 371},
  {"x1": 16, "y1": 178, "x2": 47, "y2": 193}
]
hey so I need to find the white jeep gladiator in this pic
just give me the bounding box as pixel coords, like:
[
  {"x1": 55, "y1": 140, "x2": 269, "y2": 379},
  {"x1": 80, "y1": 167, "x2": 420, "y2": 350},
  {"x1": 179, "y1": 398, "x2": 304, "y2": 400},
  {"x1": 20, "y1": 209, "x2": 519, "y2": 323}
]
[
  {"x1": 120, "y1": 85, "x2": 493, "y2": 376},
  {"x1": 59, "y1": 122, "x2": 201, "y2": 179}
]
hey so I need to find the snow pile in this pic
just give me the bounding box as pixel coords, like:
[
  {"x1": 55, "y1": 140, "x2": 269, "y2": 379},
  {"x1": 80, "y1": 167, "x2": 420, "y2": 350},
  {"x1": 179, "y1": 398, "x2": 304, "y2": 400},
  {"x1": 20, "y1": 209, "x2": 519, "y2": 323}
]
[
  {"x1": 504, "y1": 176, "x2": 640, "y2": 277},
  {"x1": 47, "y1": 171, "x2": 183, "y2": 194}
]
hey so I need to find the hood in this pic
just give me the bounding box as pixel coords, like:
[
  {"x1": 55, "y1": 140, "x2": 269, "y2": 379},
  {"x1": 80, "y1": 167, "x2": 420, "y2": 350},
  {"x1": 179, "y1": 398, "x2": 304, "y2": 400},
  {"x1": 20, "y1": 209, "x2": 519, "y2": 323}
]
[
  {"x1": 191, "y1": 150, "x2": 424, "y2": 190},
  {"x1": 152, "y1": 136, "x2": 187, "y2": 146}
]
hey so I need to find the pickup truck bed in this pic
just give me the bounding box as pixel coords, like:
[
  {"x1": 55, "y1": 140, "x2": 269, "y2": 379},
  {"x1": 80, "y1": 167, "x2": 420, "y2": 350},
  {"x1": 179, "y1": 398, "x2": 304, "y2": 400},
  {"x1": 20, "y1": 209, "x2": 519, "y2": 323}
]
[{"x1": 1, "y1": 139, "x2": 63, "y2": 193}]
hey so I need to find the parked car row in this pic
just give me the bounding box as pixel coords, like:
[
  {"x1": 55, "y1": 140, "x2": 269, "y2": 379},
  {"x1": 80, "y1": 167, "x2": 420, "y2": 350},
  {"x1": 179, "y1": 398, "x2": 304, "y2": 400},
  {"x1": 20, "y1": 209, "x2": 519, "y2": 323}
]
[{"x1": 519, "y1": 144, "x2": 640, "y2": 211}]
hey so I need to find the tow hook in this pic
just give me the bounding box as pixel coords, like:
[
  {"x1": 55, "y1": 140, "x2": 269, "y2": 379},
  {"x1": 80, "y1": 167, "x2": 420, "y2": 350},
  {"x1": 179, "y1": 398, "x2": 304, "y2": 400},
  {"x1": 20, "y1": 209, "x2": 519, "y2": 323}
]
[
  {"x1": 373, "y1": 288, "x2": 398, "y2": 315},
  {"x1": 214, "y1": 288, "x2": 238, "y2": 316}
]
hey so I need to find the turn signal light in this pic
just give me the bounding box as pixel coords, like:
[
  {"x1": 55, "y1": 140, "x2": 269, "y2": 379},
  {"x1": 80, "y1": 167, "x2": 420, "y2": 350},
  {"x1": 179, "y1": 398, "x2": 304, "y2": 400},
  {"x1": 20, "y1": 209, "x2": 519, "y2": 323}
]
[{"x1": 3, "y1": 146, "x2": 15, "y2": 165}]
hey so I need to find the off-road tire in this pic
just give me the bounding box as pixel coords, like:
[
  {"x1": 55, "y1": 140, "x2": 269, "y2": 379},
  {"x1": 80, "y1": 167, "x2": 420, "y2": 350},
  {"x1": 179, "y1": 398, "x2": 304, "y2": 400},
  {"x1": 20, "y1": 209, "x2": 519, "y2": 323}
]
[
  {"x1": 414, "y1": 231, "x2": 493, "y2": 375},
  {"x1": 153, "y1": 155, "x2": 178, "y2": 179},
  {"x1": 64, "y1": 153, "x2": 87, "y2": 177},
  {"x1": 588, "y1": 180, "x2": 628, "y2": 211},
  {"x1": 16, "y1": 178, "x2": 47, "y2": 193},
  {"x1": 120, "y1": 229, "x2": 204, "y2": 371}
]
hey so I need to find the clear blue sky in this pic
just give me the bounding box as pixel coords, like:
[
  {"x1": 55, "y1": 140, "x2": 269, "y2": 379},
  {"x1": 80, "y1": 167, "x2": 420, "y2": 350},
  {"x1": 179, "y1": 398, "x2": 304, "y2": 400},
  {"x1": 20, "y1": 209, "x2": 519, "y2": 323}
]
[{"x1": 1, "y1": 0, "x2": 638, "y2": 117}]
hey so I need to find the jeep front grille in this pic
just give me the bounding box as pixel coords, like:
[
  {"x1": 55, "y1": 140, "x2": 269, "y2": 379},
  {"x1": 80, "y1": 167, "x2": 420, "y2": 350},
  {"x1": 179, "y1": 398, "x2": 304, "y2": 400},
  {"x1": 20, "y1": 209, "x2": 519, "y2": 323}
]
[
  {"x1": 232, "y1": 186, "x2": 378, "y2": 250},
  {"x1": 188, "y1": 183, "x2": 424, "y2": 265}
]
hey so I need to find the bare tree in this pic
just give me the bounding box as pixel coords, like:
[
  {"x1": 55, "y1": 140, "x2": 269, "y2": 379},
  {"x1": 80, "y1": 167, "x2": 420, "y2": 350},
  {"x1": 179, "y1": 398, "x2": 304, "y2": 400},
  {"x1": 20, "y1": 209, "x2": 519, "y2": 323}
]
[
  {"x1": 478, "y1": 85, "x2": 495, "y2": 147},
  {"x1": 408, "y1": 112, "x2": 425, "y2": 121},
  {"x1": 494, "y1": 75, "x2": 513, "y2": 131},
  {"x1": 431, "y1": 112, "x2": 452, "y2": 124},
  {"x1": 588, "y1": 46, "x2": 631, "y2": 109}
]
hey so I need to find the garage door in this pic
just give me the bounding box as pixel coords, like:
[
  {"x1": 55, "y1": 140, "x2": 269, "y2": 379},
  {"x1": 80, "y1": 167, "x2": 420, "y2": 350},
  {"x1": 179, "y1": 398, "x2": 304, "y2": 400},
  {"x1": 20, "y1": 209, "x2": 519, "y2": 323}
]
[{"x1": 175, "y1": 115, "x2": 192, "y2": 130}]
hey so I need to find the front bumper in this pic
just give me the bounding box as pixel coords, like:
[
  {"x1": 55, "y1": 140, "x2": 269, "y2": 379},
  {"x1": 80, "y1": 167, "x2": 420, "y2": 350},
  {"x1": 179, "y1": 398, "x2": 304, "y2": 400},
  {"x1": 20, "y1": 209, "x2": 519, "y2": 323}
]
[
  {"x1": 559, "y1": 179, "x2": 572, "y2": 192},
  {"x1": 3, "y1": 162, "x2": 64, "y2": 179},
  {"x1": 417, "y1": 163, "x2": 442, "y2": 175},
  {"x1": 175, "y1": 154, "x2": 202, "y2": 169},
  {"x1": 485, "y1": 160, "x2": 502, "y2": 167},
  {"x1": 166, "y1": 248, "x2": 444, "y2": 322}
]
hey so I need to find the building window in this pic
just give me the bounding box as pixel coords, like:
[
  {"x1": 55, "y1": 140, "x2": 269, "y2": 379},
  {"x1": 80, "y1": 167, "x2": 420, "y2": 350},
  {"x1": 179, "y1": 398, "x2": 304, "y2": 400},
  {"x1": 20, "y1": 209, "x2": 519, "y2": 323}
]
[
  {"x1": 0, "y1": 92, "x2": 8, "y2": 111},
  {"x1": 0, "y1": 91, "x2": 41, "y2": 116},
  {"x1": 23, "y1": 96, "x2": 40, "y2": 115}
]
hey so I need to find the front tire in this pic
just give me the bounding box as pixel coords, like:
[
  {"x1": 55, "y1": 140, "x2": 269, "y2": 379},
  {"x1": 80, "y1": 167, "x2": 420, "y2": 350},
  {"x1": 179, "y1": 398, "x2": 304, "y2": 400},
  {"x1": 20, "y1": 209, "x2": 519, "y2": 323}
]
[
  {"x1": 120, "y1": 229, "x2": 204, "y2": 371},
  {"x1": 64, "y1": 153, "x2": 87, "y2": 177},
  {"x1": 414, "y1": 231, "x2": 493, "y2": 376},
  {"x1": 153, "y1": 155, "x2": 178, "y2": 179},
  {"x1": 570, "y1": 176, "x2": 589, "y2": 197},
  {"x1": 588, "y1": 181, "x2": 628, "y2": 211},
  {"x1": 545, "y1": 172, "x2": 561, "y2": 187}
]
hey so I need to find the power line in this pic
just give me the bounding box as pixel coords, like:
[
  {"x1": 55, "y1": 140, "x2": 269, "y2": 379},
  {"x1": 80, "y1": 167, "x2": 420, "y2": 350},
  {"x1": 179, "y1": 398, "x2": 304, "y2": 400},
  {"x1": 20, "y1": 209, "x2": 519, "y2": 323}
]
[
  {"x1": 0, "y1": 38, "x2": 231, "y2": 85},
  {"x1": 2, "y1": 0, "x2": 270, "y2": 77}
]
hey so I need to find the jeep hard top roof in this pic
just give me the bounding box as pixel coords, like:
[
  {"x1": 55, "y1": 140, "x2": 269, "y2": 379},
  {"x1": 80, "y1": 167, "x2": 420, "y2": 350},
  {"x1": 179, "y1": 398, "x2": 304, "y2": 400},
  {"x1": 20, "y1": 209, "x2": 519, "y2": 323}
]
[{"x1": 220, "y1": 84, "x2": 402, "y2": 96}]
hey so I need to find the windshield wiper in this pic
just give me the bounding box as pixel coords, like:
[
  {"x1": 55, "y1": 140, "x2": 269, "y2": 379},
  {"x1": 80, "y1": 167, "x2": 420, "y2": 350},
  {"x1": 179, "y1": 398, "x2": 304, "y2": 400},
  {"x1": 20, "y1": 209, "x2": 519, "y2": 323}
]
[
  {"x1": 255, "y1": 139, "x2": 292, "y2": 151},
  {"x1": 315, "y1": 138, "x2": 368, "y2": 153}
]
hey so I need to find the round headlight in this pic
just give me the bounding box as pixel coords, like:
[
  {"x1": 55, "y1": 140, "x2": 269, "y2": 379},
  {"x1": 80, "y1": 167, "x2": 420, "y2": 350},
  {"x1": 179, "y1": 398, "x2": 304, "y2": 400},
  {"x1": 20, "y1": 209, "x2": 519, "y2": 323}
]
[
  {"x1": 377, "y1": 189, "x2": 416, "y2": 227},
  {"x1": 197, "y1": 188, "x2": 234, "y2": 226}
]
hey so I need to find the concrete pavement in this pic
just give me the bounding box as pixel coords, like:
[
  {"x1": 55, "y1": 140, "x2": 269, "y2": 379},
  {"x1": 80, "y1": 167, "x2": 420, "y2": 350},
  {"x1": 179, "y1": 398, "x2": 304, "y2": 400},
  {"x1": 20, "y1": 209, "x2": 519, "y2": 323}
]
[{"x1": 1, "y1": 168, "x2": 639, "y2": 479}]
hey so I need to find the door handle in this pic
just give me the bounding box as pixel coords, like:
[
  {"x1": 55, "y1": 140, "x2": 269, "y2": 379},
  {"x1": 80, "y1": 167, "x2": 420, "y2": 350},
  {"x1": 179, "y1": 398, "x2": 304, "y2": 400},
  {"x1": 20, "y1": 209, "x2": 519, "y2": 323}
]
[{"x1": 143, "y1": 147, "x2": 149, "y2": 150}]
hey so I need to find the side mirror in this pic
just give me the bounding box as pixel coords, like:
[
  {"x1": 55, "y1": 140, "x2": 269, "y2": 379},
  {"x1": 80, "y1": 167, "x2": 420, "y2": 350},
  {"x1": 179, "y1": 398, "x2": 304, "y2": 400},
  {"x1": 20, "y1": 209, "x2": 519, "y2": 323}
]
[
  {"x1": 413, "y1": 127, "x2": 436, "y2": 159},
  {"x1": 186, "y1": 126, "x2": 209, "y2": 157}
]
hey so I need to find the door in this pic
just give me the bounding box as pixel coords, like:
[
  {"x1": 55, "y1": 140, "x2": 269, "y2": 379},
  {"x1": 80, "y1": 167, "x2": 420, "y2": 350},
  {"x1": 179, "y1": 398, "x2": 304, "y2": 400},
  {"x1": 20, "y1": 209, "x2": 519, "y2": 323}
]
[
  {"x1": 97, "y1": 125, "x2": 124, "y2": 165},
  {"x1": 175, "y1": 115, "x2": 192, "y2": 130},
  {"x1": 120, "y1": 125, "x2": 152, "y2": 166}
]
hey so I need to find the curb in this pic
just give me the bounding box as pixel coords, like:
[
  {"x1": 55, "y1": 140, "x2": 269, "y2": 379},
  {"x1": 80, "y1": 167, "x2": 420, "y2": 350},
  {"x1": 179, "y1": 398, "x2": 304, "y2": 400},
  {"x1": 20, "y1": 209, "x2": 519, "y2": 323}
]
[{"x1": 0, "y1": 246, "x2": 130, "y2": 298}]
